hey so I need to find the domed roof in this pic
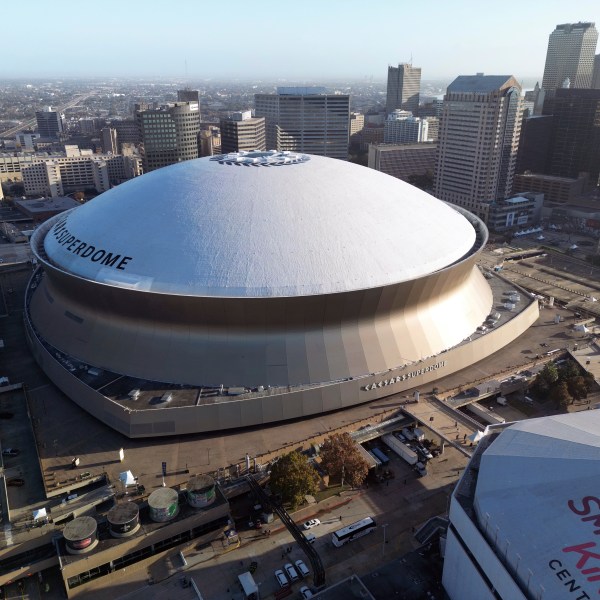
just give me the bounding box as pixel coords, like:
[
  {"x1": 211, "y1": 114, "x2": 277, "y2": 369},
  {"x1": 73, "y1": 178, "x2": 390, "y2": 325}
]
[
  {"x1": 473, "y1": 412, "x2": 600, "y2": 597},
  {"x1": 43, "y1": 152, "x2": 477, "y2": 297}
]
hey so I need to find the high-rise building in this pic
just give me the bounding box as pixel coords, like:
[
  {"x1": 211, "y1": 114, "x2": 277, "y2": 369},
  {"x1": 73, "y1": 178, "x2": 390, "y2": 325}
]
[
  {"x1": 383, "y1": 110, "x2": 429, "y2": 144},
  {"x1": 199, "y1": 126, "x2": 221, "y2": 157},
  {"x1": 515, "y1": 115, "x2": 554, "y2": 175},
  {"x1": 593, "y1": 54, "x2": 600, "y2": 89},
  {"x1": 386, "y1": 64, "x2": 421, "y2": 115},
  {"x1": 513, "y1": 172, "x2": 589, "y2": 204},
  {"x1": 101, "y1": 127, "x2": 118, "y2": 155},
  {"x1": 78, "y1": 118, "x2": 105, "y2": 135},
  {"x1": 112, "y1": 119, "x2": 141, "y2": 150},
  {"x1": 368, "y1": 143, "x2": 437, "y2": 185},
  {"x1": 177, "y1": 89, "x2": 200, "y2": 103},
  {"x1": 434, "y1": 74, "x2": 523, "y2": 215},
  {"x1": 254, "y1": 88, "x2": 350, "y2": 160},
  {"x1": 523, "y1": 82, "x2": 546, "y2": 116},
  {"x1": 15, "y1": 132, "x2": 40, "y2": 150},
  {"x1": 349, "y1": 112, "x2": 364, "y2": 138},
  {"x1": 137, "y1": 101, "x2": 200, "y2": 172},
  {"x1": 548, "y1": 88, "x2": 600, "y2": 185},
  {"x1": 219, "y1": 111, "x2": 266, "y2": 153},
  {"x1": 21, "y1": 147, "x2": 142, "y2": 198},
  {"x1": 542, "y1": 22, "x2": 598, "y2": 92},
  {"x1": 36, "y1": 107, "x2": 65, "y2": 139},
  {"x1": 424, "y1": 116, "x2": 439, "y2": 141}
]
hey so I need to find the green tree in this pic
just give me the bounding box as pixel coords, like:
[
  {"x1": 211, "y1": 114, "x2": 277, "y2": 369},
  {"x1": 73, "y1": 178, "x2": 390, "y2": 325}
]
[
  {"x1": 584, "y1": 373, "x2": 596, "y2": 393},
  {"x1": 533, "y1": 361, "x2": 559, "y2": 396},
  {"x1": 269, "y1": 452, "x2": 319, "y2": 510},
  {"x1": 568, "y1": 376, "x2": 588, "y2": 400},
  {"x1": 551, "y1": 380, "x2": 573, "y2": 411},
  {"x1": 320, "y1": 432, "x2": 369, "y2": 488},
  {"x1": 558, "y1": 360, "x2": 580, "y2": 381}
]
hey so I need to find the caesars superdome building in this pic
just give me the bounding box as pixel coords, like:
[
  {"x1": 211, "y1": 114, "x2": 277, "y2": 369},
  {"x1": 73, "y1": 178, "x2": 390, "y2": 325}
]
[{"x1": 25, "y1": 152, "x2": 538, "y2": 437}]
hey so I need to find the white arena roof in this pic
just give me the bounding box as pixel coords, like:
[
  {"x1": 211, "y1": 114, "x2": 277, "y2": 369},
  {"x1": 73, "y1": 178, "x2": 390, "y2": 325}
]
[
  {"x1": 474, "y1": 412, "x2": 600, "y2": 597},
  {"x1": 43, "y1": 152, "x2": 477, "y2": 297}
]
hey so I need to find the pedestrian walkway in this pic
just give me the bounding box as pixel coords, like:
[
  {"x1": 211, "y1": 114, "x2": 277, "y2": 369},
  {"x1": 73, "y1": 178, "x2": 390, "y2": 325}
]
[{"x1": 402, "y1": 397, "x2": 479, "y2": 457}]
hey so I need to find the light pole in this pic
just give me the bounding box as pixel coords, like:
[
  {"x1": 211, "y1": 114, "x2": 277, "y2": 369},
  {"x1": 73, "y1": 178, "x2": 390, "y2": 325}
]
[{"x1": 382, "y1": 523, "x2": 389, "y2": 557}]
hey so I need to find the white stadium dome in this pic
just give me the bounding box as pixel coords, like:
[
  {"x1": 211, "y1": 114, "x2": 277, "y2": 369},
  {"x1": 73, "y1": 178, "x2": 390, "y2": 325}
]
[
  {"x1": 24, "y1": 152, "x2": 539, "y2": 437},
  {"x1": 43, "y1": 152, "x2": 475, "y2": 297}
]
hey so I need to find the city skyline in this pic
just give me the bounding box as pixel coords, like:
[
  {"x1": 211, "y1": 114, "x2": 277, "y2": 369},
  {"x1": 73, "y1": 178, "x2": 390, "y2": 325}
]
[{"x1": 10, "y1": 0, "x2": 600, "y2": 80}]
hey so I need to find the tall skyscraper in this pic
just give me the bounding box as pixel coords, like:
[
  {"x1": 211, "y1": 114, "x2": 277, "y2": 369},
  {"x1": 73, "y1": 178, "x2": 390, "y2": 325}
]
[
  {"x1": 219, "y1": 111, "x2": 266, "y2": 153},
  {"x1": 254, "y1": 88, "x2": 350, "y2": 160},
  {"x1": 434, "y1": 74, "x2": 523, "y2": 215},
  {"x1": 386, "y1": 64, "x2": 421, "y2": 115},
  {"x1": 548, "y1": 88, "x2": 600, "y2": 186},
  {"x1": 36, "y1": 107, "x2": 65, "y2": 139},
  {"x1": 137, "y1": 101, "x2": 200, "y2": 172},
  {"x1": 542, "y1": 22, "x2": 598, "y2": 91},
  {"x1": 101, "y1": 127, "x2": 118, "y2": 155},
  {"x1": 593, "y1": 54, "x2": 600, "y2": 89},
  {"x1": 516, "y1": 115, "x2": 555, "y2": 175}
]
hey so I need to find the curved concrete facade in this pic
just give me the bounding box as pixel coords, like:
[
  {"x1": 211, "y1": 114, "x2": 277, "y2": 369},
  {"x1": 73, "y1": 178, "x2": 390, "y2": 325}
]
[
  {"x1": 30, "y1": 237, "x2": 490, "y2": 388},
  {"x1": 25, "y1": 154, "x2": 538, "y2": 436},
  {"x1": 24, "y1": 285, "x2": 538, "y2": 437}
]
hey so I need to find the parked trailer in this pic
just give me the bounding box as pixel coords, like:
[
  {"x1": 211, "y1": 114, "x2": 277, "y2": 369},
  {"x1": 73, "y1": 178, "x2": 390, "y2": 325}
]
[
  {"x1": 466, "y1": 402, "x2": 506, "y2": 425},
  {"x1": 381, "y1": 434, "x2": 418, "y2": 466},
  {"x1": 367, "y1": 451, "x2": 382, "y2": 468},
  {"x1": 370, "y1": 446, "x2": 389, "y2": 465}
]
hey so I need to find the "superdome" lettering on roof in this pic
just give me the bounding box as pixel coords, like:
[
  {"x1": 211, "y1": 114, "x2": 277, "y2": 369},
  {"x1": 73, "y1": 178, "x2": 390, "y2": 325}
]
[{"x1": 50, "y1": 217, "x2": 133, "y2": 271}]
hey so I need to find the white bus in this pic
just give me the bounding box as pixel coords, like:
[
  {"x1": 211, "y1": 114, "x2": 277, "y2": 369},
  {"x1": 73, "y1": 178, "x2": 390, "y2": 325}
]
[{"x1": 331, "y1": 516, "x2": 377, "y2": 547}]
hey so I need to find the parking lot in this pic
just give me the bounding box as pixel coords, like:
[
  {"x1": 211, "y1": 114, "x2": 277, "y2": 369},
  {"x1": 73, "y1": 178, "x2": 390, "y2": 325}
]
[{"x1": 77, "y1": 421, "x2": 463, "y2": 600}]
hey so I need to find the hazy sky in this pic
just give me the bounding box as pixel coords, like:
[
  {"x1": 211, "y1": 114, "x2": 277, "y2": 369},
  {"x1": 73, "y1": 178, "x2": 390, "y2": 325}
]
[{"x1": 9, "y1": 0, "x2": 600, "y2": 81}]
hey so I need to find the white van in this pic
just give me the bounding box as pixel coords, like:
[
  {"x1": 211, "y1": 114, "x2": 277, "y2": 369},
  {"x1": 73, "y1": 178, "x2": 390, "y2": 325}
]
[
  {"x1": 295, "y1": 559, "x2": 310, "y2": 578},
  {"x1": 284, "y1": 563, "x2": 299, "y2": 582}
]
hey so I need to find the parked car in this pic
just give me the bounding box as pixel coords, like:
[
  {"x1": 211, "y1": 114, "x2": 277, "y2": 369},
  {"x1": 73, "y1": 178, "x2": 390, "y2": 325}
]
[
  {"x1": 284, "y1": 563, "x2": 299, "y2": 582},
  {"x1": 416, "y1": 444, "x2": 433, "y2": 460},
  {"x1": 300, "y1": 586, "x2": 314, "y2": 599},
  {"x1": 295, "y1": 559, "x2": 310, "y2": 578},
  {"x1": 415, "y1": 462, "x2": 428, "y2": 477},
  {"x1": 302, "y1": 518, "x2": 320, "y2": 530},
  {"x1": 305, "y1": 533, "x2": 316, "y2": 544},
  {"x1": 274, "y1": 569, "x2": 288, "y2": 588},
  {"x1": 2, "y1": 448, "x2": 19, "y2": 457}
]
